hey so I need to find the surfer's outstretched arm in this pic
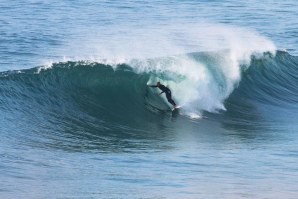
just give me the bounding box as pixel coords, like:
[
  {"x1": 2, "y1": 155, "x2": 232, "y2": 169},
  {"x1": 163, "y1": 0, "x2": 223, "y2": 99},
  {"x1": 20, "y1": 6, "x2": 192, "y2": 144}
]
[
  {"x1": 148, "y1": 85, "x2": 158, "y2": 87},
  {"x1": 159, "y1": 91, "x2": 165, "y2": 95}
]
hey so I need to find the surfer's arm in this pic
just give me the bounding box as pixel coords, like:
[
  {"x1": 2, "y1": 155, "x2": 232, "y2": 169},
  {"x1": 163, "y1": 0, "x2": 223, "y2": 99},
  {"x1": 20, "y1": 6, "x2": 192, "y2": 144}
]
[
  {"x1": 148, "y1": 85, "x2": 158, "y2": 88},
  {"x1": 159, "y1": 91, "x2": 165, "y2": 95}
]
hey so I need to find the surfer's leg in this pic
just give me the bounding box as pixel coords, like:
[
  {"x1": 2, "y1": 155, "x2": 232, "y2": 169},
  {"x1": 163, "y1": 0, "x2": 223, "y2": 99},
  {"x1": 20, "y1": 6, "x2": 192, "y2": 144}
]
[
  {"x1": 170, "y1": 99, "x2": 176, "y2": 106},
  {"x1": 166, "y1": 93, "x2": 176, "y2": 106}
]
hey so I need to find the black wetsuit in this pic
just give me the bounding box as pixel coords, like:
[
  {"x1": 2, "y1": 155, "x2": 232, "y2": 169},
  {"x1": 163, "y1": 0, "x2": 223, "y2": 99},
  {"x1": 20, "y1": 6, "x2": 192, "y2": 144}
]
[{"x1": 150, "y1": 84, "x2": 176, "y2": 106}]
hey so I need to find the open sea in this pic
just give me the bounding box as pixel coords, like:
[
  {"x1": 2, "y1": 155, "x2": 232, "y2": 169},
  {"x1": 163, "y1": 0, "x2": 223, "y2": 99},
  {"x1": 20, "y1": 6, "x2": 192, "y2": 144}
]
[{"x1": 1, "y1": 0, "x2": 298, "y2": 198}]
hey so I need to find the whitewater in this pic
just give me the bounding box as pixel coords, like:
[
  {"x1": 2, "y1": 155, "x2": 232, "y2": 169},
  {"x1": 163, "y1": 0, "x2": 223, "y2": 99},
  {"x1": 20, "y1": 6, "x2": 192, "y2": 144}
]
[{"x1": 1, "y1": 1, "x2": 298, "y2": 199}]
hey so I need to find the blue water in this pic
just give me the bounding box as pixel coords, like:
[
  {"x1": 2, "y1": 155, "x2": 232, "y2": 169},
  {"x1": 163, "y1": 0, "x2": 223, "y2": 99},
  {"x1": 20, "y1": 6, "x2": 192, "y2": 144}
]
[{"x1": 1, "y1": 1, "x2": 298, "y2": 198}]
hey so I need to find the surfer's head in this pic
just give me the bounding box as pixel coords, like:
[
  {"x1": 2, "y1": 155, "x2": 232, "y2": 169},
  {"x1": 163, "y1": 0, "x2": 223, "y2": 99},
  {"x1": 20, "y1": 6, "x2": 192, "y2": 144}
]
[{"x1": 157, "y1": 81, "x2": 161, "y2": 86}]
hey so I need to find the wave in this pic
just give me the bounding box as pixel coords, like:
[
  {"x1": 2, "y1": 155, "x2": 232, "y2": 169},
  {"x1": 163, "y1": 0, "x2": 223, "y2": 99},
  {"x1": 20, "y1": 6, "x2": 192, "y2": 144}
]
[{"x1": 1, "y1": 51, "x2": 298, "y2": 125}]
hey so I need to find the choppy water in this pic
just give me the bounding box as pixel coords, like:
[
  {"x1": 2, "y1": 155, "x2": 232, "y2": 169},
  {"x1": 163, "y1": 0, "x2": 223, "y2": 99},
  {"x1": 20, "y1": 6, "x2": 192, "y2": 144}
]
[{"x1": 1, "y1": 1, "x2": 298, "y2": 198}]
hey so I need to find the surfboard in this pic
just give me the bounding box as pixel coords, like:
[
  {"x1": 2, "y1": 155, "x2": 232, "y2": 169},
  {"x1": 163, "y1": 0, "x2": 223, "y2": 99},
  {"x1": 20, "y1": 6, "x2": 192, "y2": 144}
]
[{"x1": 172, "y1": 105, "x2": 182, "y2": 112}]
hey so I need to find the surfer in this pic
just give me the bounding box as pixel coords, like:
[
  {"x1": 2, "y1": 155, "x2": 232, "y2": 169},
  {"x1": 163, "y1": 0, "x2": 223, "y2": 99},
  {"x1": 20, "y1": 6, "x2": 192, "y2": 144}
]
[{"x1": 149, "y1": 82, "x2": 177, "y2": 109}]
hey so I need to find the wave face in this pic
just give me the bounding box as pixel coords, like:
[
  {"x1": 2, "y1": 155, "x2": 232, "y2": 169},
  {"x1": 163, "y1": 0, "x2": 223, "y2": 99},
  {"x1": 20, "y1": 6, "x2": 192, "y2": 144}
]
[
  {"x1": 229, "y1": 51, "x2": 298, "y2": 107},
  {"x1": 1, "y1": 51, "x2": 298, "y2": 129}
]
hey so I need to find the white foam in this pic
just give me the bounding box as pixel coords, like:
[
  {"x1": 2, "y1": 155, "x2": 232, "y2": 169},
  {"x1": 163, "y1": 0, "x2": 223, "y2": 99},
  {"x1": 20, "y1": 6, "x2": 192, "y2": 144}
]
[{"x1": 35, "y1": 61, "x2": 54, "y2": 74}]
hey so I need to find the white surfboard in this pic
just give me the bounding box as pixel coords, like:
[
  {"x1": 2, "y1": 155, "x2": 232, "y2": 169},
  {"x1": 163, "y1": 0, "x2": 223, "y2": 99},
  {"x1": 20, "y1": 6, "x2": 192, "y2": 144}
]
[{"x1": 172, "y1": 105, "x2": 182, "y2": 111}]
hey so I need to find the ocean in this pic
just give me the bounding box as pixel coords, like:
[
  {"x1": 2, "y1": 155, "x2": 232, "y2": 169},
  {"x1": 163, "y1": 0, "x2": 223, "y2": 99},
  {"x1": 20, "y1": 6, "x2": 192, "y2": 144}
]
[{"x1": 1, "y1": 0, "x2": 298, "y2": 198}]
